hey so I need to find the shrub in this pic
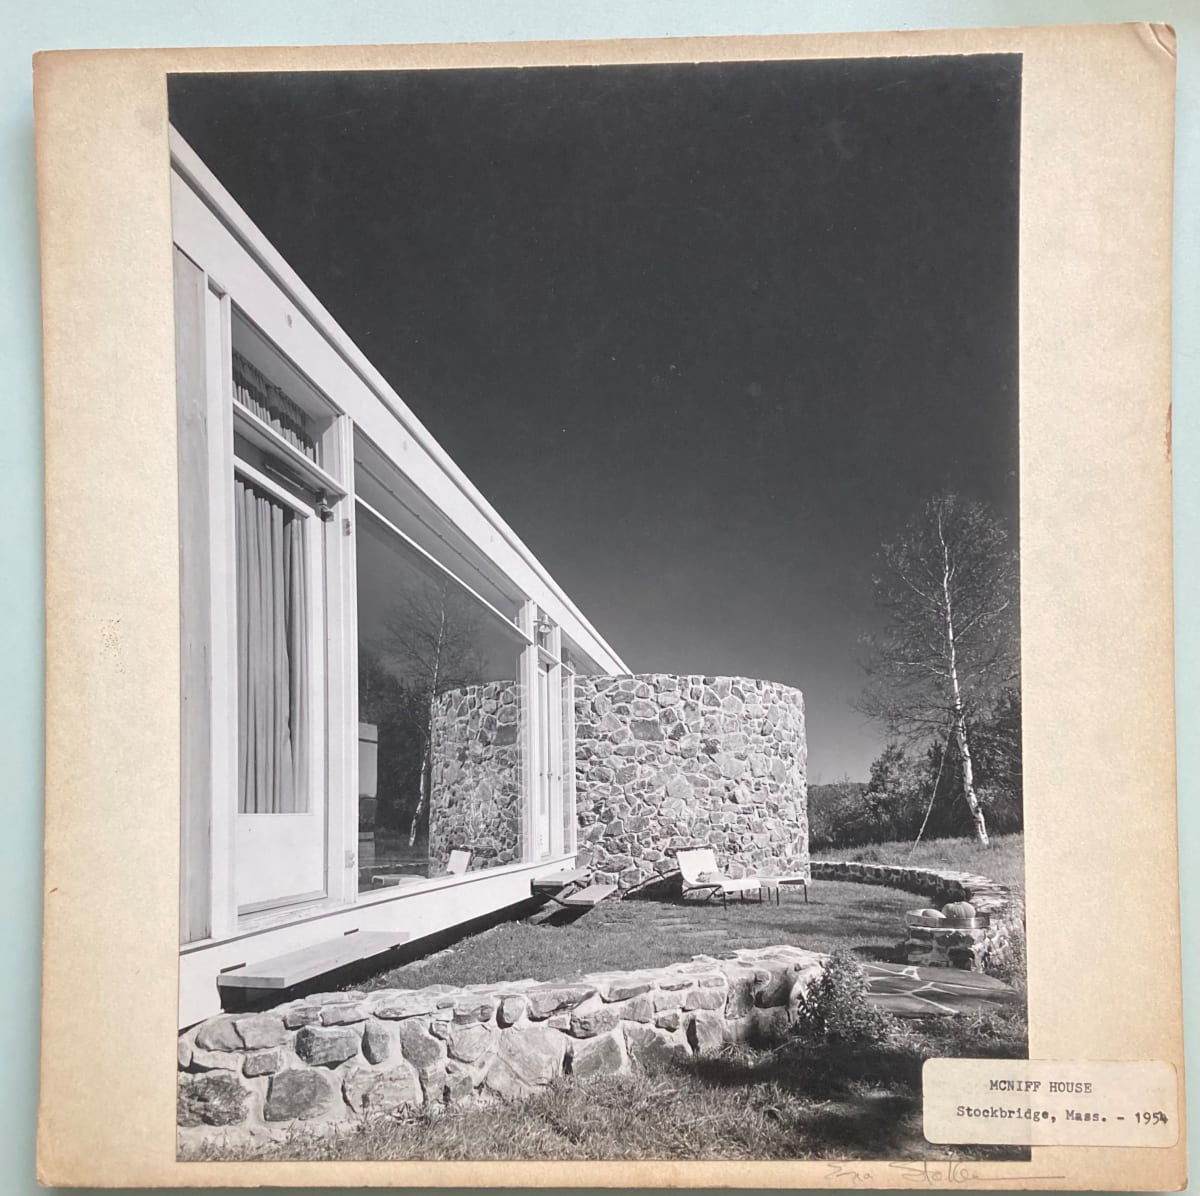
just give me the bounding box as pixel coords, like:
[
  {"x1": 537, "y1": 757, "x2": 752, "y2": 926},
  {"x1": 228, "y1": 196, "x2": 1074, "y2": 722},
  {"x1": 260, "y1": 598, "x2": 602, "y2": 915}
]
[
  {"x1": 792, "y1": 948, "x2": 896, "y2": 1044},
  {"x1": 807, "y1": 782, "x2": 868, "y2": 852}
]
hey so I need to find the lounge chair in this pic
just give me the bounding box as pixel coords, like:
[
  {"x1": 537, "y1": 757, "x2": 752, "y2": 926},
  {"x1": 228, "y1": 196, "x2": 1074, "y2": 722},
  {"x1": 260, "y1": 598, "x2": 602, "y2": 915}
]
[
  {"x1": 758, "y1": 872, "x2": 810, "y2": 904},
  {"x1": 677, "y1": 848, "x2": 764, "y2": 907},
  {"x1": 372, "y1": 849, "x2": 471, "y2": 888}
]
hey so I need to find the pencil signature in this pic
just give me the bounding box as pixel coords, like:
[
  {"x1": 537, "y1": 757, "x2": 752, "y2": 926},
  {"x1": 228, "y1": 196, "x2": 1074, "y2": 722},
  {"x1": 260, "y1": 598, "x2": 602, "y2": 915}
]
[
  {"x1": 889, "y1": 1161, "x2": 1068, "y2": 1186},
  {"x1": 824, "y1": 1162, "x2": 874, "y2": 1184},
  {"x1": 889, "y1": 1160, "x2": 977, "y2": 1185}
]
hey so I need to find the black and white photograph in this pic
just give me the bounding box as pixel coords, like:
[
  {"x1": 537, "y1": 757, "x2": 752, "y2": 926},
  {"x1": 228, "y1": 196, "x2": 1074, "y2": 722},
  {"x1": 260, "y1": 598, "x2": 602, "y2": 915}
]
[{"x1": 169, "y1": 53, "x2": 1027, "y2": 1162}]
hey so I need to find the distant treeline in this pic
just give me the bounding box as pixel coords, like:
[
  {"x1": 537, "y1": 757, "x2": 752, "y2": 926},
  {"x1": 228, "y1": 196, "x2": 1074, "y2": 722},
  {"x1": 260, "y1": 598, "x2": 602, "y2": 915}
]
[{"x1": 810, "y1": 689, "x2": 1022, "y2": 852}]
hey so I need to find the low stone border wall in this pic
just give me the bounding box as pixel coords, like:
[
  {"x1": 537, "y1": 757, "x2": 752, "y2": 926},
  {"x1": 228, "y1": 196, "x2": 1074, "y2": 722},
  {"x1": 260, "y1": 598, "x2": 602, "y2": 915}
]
[
  {"x1": 903, "y1": 917, "x2": 992, "y2": 970},
  {"x1": 810, "y1": 859, "x2": 1023, "y2": 976},
  {"x1": 178, "y1": 946, "x2": 824, "y2": 1146}
]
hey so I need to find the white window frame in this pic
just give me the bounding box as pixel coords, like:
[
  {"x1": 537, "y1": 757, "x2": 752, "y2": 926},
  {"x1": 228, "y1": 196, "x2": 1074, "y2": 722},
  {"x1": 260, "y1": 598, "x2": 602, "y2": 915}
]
[
  {"x1": 561, "y1": 658, "x2": 578, "y2": 856},
  {"x1": 521, "y1": 606, "x2": 570, "y2": 862},
  {"x1": 205, "y1": 297, "x2": 358, "y2": 935},
  {"x1": 230, "y1": 455, "x2": 328, "y2": 819},
  {"x1": 229, "y1": 457, "x2": 328, "y2": 912},
  {"x1": 171, "y1": 264, "x2": 361, "y2": 941}
]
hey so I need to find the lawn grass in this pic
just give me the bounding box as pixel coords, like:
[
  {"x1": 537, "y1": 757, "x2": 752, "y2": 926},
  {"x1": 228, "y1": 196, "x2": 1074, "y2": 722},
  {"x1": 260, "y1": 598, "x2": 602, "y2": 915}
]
[
  {"x1": 813, "y1": 833, "x2": 1025, "y2": 892},
  {"x1": 353, "y1": 836, "x2": 1024, "y2": 995},
  {"x1": 189, "y1": 838, "x2": 1029, "y2": 1163},
  {"x1": 356, "y1": 881, "x2": 917, "y2": 993},
  {"x1": 180, "y1": 1004, "x2": 1028, "y2": 1162}
]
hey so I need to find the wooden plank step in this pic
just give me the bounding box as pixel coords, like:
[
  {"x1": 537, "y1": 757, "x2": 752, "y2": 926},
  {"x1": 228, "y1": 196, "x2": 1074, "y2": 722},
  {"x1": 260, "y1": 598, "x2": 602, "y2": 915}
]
[
  {"x1": 531, "y1": 867, "x2": 589, "y2": 893},
  {"x1": 560, "y1": 883, "x2": 618, "y2": 908},
  {"x1": 217, "y1": 930, "x2": 410, "y2": 991}
]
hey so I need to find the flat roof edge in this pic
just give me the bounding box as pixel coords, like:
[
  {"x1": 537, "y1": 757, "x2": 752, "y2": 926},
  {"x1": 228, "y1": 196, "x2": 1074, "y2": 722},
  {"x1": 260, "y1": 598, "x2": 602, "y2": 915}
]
[{"x1": 168, "y1": 124, "x2": 629, "y2": 673}]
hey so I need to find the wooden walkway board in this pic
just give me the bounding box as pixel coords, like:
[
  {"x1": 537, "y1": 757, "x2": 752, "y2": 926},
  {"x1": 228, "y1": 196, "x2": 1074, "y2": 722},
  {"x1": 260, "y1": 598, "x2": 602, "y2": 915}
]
[
  {"x1": 217, "y1": 930, "x2": 410, "y2": 990},
  {"x1": 531, "y1": 867, "x2": 589, "y2": 893},
  {"x1": 560, "y1": 883, "x2": 618, "y2": 907}
]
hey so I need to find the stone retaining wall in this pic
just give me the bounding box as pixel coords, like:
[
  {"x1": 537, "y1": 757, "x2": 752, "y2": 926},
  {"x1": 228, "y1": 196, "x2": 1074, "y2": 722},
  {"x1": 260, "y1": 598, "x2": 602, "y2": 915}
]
[
  {"x1": 177, "y1": 946, "x2": 824, "y2": 1145},
  {"x1": 810, "y1": 860, "x2": 1024, "y2": 976},
  {"x1": 573, "y1": 674, "x2": 808, "y2": 891}
]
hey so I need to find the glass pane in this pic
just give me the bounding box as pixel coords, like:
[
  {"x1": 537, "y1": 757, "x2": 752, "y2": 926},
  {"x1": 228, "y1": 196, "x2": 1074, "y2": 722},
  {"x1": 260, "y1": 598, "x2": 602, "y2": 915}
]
[
  {"x1": 234, "y1": 476, "x2": 311, "y2": 814},
  {"x1": 232, "y1": 348, "x2": 320, "y2": 461},
  {"x1": 231, "y1": 309, "x2": 334, "y2": 468},
  {"x1": 562, "y1": 636, "x2": 603, "y2": 675},
  {"x1": 356, "y1": 506, "x2": 525, "y2": 890},
  {"x1": 536, "y1": 663, "x2": 551, "y2": 856},
  {"x1": 353, "y1": 427, "x2": 524, "y2": 628},
  {"x1": 562, "y1": 670, "x2": 576, "y2": 854}
]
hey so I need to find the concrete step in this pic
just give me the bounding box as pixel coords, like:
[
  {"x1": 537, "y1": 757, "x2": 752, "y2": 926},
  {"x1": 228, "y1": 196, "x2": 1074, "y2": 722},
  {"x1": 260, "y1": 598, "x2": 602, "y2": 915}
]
[
  {"x1": 217, "y1": 930, "x2": 410, "y2": 992},
  {"x1": 560, "y1": 883, "x2": 618, "y2": 908}
]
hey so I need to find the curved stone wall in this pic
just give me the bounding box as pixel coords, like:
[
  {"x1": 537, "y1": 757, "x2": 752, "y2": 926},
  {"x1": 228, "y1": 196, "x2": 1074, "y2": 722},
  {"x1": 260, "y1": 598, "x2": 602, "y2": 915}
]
[
  {"x1": 177, "y1": 946, "x2": 824, "y2": 1146},
  {"x1": 810, "y1": 860, "x2": 1024, "y2": 977},
  {"x1": 427, "y1": 681, "x2": 524, "y2": 872},
  {"x1": 573, "y1": 674, "x2": 808, "y2": 890}
]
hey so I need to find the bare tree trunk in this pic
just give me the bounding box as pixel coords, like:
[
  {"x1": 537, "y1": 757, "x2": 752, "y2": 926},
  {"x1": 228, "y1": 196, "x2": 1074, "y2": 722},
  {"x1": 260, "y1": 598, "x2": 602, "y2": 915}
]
[
  {"x1": 407, "y1": 739, "x2": 431, "y2": 849},
  {"x1": 940, "y1": 514, "x2": 990, "y2": 847},
  {"x1": 952, "y1": 711, "x2": 988, "y2": 846},
  {"x1": 411, "y1": 738, "x2": 431, "y2": 850},
  {"x1": 408, "y1": 600, "x2": 448, "y2": 849}
]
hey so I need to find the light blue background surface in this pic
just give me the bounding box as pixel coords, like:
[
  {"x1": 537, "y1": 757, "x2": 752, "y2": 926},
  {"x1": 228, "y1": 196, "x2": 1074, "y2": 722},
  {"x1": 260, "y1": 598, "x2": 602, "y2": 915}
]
[{"x1": 4, "y1": 3, "x2": 1195, "y2": 1193}]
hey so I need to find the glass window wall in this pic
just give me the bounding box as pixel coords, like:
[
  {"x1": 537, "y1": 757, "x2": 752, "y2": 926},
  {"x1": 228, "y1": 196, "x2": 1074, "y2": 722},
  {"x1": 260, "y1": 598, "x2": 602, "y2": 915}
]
[{"x1": 356, "y1": 505, "x2": 527, "y2": 890}]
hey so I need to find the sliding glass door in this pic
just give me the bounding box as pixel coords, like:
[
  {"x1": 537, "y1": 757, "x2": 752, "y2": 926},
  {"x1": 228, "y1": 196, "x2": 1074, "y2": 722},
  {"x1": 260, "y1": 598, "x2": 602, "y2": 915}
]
[
  {"x1": 534, "y1": 659, "x2": 559, "y2": 859},
  {"x1": 232, "y1": 465, "x2": 327, "y2": 913},
  {"x1": 222, "y1": 306, "x2": 348, "y2": 918}
]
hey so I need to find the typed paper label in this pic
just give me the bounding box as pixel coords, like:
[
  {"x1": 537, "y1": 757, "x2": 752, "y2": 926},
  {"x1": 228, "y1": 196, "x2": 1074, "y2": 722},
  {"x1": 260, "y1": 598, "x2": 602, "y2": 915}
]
[{"x1": 923, "y1": 1059, "x2": 1179, "y2": 1147}]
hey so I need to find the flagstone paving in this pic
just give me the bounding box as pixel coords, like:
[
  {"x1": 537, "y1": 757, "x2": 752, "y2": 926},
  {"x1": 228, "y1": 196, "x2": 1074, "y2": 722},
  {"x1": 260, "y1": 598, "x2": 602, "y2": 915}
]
[{"x1": 862, "y1": 962, "x2": 1017, "y2": 1017}]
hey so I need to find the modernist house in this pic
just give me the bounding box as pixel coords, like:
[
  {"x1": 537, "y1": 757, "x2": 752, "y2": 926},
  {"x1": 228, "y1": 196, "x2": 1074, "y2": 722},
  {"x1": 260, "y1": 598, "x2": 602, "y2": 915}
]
[
  {"x1": 172, "y1": 129, "x2": 629, "y2": 1027},
  {"x1": 173, "y1": 129, "x2": 811, "y2": 1029}
]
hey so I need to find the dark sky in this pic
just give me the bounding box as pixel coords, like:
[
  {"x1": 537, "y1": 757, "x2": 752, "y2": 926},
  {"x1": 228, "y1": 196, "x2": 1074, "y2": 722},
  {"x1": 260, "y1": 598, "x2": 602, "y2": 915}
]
[{"x1": 169, "y1": 55, "x2": 1021, "y2": 782}]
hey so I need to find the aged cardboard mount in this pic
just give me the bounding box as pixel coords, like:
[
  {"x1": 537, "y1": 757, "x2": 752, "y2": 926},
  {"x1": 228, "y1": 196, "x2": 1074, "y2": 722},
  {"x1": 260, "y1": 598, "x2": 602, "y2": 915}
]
[{"x1": 34, "y1": 21, "x2": 1182, "y2": 1190}]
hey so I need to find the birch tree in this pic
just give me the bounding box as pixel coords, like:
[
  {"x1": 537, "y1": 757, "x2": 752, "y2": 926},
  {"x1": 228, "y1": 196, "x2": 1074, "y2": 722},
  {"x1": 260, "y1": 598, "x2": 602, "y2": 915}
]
[
  {"x1": 858, "y1": 492, "x2": 1018, "y2": 846},
  {"x1": 379, "y1": 576, "x2": 485, "y2": 846}
]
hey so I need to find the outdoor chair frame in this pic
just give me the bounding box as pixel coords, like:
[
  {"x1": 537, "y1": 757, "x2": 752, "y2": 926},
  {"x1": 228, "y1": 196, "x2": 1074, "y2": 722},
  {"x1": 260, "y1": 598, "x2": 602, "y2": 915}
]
[{"x1": 676, "y1": 848, "x2": 765, "y2": 908}]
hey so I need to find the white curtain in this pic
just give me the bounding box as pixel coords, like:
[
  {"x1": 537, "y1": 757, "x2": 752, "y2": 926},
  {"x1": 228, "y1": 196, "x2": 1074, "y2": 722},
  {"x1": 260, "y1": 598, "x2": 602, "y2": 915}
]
[{"x1": 235, "y1": 477, "x2": 309, "y2": 814}]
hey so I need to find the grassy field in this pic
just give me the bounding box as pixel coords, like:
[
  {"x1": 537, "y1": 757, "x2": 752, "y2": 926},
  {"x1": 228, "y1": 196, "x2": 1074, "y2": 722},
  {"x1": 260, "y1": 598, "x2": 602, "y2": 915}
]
[
  {"x1": 181, "y1": 1005, "x2": 1028, "y2": 1162},
  {"x1": 357, "y1": 880, "x2": 918, "y2": 993},
  {"x1": 813, "y1": 833, "x2": 1025, "y2": 892}
]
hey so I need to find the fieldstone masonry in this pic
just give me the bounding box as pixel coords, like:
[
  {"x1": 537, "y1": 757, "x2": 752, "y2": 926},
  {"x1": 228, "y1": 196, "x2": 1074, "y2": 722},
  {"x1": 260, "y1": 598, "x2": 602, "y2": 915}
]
[
  {"x1": 810, "y1": 860, "x2": 1023, "y2": 975},
  {"x1": 573, "y1": 674, "x2": 809, "y2": 890},
  {"x1": 178, "y1": 946, "x2": 824, "y2": 1145},
  {"x1": 426, "y1": 672, "x2": 809, "y2": 891},
  {"x1": 427, "y1": 681, "x2": 524, "y2": 872}
]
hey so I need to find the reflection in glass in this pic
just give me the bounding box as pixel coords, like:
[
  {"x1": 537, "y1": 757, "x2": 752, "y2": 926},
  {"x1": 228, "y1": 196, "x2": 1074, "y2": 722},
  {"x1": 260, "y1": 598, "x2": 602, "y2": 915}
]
[
  {"x1": 562, "y1": 669, "x2": 576, "y2": 854},
  {"x1": 356, "y1": 507, "x2": 524, "y2": 890},
  {"x1": 232, "y1": 348, "x2": 319, "y2": 462}
]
